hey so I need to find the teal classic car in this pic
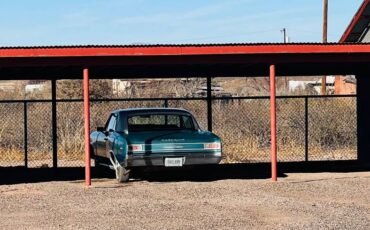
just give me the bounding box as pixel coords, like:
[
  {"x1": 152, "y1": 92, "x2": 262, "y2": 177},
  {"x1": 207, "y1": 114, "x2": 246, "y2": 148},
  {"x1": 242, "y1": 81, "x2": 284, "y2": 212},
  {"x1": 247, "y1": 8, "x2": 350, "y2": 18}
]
[{"x1": 90, "y1": 108, "x2": 222, "y2": 182}]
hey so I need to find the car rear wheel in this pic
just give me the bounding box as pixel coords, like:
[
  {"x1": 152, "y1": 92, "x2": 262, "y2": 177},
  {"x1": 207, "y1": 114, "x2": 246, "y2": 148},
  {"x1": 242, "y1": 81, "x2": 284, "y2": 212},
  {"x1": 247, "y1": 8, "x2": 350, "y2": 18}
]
[
  {"x1": 116, "y1": 165, "x2": 130, "y2": 183},
  {"x1": 109, "y1": 152, "x2": 130, "y2": 183}
]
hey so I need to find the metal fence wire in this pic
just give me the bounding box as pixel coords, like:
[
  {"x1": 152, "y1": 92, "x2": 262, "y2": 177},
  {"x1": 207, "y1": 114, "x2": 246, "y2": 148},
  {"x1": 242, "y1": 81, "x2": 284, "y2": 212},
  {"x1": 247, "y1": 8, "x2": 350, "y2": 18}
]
[
  {"x1": 0, "y1": 103, "x2": 24, "y2": 167},
  {"x1": 27, "y1": 103, "x2": 53, "y2": 168},
  {"x1": 0, "y1": 96, "x2": 357, "y2": 168}
]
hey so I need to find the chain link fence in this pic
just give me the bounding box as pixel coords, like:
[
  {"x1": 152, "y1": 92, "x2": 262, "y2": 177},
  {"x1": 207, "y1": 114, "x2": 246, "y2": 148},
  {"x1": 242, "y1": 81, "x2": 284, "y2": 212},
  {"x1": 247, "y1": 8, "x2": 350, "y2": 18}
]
[
  {"x1": 308, "y1": 97, "x2": 357, "y2": 161},
  {"x1": 0, "y1": 96, "x2": 357, "y2": 167},
  {"x1": 0, "y1": 102, "x2": 24, "y2": 167}
]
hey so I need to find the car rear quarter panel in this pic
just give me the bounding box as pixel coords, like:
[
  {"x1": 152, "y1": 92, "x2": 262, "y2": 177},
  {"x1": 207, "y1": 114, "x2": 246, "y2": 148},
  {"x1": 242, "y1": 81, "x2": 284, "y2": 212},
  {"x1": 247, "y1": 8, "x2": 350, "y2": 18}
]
[
  {"x1": 112, "y1": 134, "x2": 128, "y2": 164},
  {"x1": 90, "y1": 131, "x2": 100, "y2": 154}
]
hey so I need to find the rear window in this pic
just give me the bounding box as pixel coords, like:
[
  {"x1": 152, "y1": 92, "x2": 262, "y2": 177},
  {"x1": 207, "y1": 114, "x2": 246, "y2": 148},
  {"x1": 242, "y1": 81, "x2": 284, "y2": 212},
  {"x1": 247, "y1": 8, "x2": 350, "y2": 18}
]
[{"x1": 128, "y1": 114, "x2": 195, "y2": 132}]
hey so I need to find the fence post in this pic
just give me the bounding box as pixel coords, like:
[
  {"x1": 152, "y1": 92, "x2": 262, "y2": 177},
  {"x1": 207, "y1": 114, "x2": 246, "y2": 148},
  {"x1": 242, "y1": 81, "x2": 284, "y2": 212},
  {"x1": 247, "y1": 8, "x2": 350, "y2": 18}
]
[
  {"x1": 270, "y1": 65, "x2": 277, "y2": 182},
  {"x1": 83, "y1": 68, "x2": 91, "y2": 186},
  {"x1": 304, "y1": 97, "x2": 309, "y2": 162},
  {"x1": 51, "y1": 79, "x2": 58, "y2": 169},
  {"x1": 24, "y1": 101, "x2": 28, "y2": 168},
  {"x1": 163, "y1": 99, "x2": 168, "y2": 108},
  {"x1": 207, "y1": 77, "x2": 213, "y2": 132}
]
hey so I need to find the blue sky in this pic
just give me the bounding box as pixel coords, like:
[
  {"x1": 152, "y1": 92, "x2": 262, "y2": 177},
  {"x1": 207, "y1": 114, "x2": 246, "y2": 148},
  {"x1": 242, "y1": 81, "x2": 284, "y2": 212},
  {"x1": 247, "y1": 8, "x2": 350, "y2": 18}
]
[{"x1": 0, "y1": 0, "x2": 364, "y2": 46}]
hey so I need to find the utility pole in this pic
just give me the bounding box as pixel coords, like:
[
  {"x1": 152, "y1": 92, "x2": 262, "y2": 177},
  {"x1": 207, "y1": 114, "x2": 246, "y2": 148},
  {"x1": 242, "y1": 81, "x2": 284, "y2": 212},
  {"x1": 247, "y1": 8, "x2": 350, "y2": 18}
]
[
  {"x1": 323, "y1": 0, "x2": 328, "y2": 43},
  {"x1": 281, "y1": 28, "x2": 289, "y2": 92},
  {"x1": 322, "y1": 0, "x2": 328, "y2": 95},
  {"x1": 281, "y1": 28, "x2": 287, "y2": 43}
]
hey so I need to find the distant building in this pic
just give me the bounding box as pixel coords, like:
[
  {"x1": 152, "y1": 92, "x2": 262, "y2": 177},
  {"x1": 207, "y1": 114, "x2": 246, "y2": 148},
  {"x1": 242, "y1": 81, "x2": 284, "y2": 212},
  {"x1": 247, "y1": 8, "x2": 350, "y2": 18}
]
[
  {"x1": 334, "y1": 76, "x2": 356, "y2": 95},
  {"x1": 112, "y1": 79, "x2": 132, "y2": 96},
  {"x1": 25, "y1": 80, "x2": 47, "y2": 93},
  {"x1": 288, "y1": 76, "x2": 335, "y2": 94}
]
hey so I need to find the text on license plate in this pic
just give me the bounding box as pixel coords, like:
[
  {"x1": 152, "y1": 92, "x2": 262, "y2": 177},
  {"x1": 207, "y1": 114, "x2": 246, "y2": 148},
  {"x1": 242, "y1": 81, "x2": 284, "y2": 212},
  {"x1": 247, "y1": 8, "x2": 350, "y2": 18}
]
[{"x1": 165, "y1": 157, "x2": 184, "y2": 167}]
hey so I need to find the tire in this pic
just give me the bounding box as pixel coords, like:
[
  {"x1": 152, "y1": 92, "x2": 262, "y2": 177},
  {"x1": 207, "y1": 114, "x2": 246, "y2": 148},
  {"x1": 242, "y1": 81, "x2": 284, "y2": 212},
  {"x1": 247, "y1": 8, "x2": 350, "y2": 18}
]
[
  {"x1": 116, "y1": 165, "x2": 130, "y2": 183},
  {"x1": 109, "y1": 151, "x2": 130, "y2": 183},
  {"x1": 94, "y1": 158, "x2": 102, "y2": 168},
  {"x1": 94, "y1": 159, "x2": 106, "y2": 176}
]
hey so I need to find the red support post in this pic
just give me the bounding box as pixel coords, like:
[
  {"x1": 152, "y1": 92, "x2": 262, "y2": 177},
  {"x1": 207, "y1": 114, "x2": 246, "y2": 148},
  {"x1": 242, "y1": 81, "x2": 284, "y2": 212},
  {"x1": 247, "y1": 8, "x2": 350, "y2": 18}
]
[
  {"x1": 270, "y1": 64, "x2": 277, "y2": 182},
  {"x1": 83, "y1": 68, "x2": 91, "y2": 186}
]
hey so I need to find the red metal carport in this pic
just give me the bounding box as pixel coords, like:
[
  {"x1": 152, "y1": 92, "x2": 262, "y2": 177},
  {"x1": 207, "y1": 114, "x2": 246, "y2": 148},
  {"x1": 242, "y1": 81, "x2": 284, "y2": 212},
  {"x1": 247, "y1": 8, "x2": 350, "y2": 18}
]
[{"x1": 1, "y1": 43, "x2": 370, "y2": 186}]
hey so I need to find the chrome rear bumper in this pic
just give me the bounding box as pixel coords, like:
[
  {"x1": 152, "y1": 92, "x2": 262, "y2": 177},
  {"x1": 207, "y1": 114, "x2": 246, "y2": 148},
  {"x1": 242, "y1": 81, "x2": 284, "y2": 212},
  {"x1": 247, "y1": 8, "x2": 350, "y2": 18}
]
[{"x1": 126, "y1": 152, "x2": 222, "y2": 167}]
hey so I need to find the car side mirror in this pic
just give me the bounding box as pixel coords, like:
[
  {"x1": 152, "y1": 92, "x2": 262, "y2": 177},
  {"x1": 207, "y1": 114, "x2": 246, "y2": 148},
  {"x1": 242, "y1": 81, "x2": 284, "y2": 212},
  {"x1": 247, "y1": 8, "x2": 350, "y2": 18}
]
[
  {"x1": 97, "y1": 127, "x2": 105, "y2": 132},
  {"x1": 102, "y1": 129, "x2": 114, "y2": 136}
]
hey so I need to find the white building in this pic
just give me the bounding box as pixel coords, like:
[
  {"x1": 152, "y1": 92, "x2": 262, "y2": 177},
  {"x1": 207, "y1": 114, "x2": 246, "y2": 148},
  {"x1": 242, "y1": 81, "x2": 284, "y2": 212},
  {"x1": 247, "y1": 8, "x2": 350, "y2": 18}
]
[{"x1": 288, "y1": 76, "x2": 335, "y2": 94}]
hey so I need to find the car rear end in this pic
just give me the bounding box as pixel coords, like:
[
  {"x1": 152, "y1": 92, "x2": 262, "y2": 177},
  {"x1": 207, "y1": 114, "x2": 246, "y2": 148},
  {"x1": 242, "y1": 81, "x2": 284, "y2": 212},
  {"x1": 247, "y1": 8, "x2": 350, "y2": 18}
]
[
  {"x1": 119, "y1": 109, "x2": 222, "y2": 167},
  {"x1": 127, "y1": 137, "x2": 222, "y2": 167}
]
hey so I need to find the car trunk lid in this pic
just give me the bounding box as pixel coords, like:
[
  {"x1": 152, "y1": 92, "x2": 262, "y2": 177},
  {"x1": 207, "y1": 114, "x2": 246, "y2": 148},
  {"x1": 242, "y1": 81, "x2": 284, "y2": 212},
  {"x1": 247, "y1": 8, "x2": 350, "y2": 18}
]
[{"x1": 125, "y1": 130, "x2": 218, "y2": 154}]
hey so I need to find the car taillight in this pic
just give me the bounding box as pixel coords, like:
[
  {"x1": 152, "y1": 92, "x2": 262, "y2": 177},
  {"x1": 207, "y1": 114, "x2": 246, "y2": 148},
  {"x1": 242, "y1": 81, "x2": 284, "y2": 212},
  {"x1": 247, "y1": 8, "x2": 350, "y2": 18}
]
[
  {"x1": 204, "y1": 143, "x2": 221, "y2": 150},
  {"x1": 130, "y1": 144, "x2": 143, "y2": 152}
]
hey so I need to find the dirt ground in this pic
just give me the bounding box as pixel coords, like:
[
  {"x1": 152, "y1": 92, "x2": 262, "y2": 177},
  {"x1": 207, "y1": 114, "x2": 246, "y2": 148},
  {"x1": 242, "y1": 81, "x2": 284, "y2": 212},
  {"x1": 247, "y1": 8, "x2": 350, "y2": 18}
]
[{"x1": 0, "y1": 165, "x2": 369, "y2": 230}]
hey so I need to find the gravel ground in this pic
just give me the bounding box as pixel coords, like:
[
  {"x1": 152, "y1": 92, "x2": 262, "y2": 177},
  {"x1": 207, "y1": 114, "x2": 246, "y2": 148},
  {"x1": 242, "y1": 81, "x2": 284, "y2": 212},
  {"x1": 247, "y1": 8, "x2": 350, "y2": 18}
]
[{"x1": 0, "y1": 169, "x2": 369, "y2": 230}]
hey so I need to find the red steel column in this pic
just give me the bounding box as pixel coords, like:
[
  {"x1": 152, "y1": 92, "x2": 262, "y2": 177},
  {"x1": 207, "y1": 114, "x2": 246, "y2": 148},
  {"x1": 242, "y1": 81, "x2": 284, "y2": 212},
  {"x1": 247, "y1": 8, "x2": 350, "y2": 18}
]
[
  {"x1": 83, "y1": 68, "x2": 91, "y2": 186},
  {"x1": 270, "y1": 64, "x2": 277, "y2": 182}
]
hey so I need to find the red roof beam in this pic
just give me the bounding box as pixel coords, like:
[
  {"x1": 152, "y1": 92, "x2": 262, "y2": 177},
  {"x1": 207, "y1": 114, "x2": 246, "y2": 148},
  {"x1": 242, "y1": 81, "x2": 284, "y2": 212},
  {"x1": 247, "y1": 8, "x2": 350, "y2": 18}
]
[{"x1": 2, "y1": 44, "x2": 370, "y2": 58}]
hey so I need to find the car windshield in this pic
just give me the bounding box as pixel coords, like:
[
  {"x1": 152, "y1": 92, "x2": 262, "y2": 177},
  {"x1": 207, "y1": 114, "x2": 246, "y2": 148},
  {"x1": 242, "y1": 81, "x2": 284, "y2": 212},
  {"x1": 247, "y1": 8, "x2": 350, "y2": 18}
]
[{"x1": 127, "y1": 114, "x2": 195, "y2": 132}]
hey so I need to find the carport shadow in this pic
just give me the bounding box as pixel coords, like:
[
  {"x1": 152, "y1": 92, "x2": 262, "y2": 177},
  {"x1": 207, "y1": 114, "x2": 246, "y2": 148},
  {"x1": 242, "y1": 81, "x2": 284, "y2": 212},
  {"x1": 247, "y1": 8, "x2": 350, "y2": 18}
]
[
  {"x1": 0, "y1": 160, "x2": 369, "y2": 185},
  {"x1": 0, "y1": 167, "x2": 114, "y2": 185},
  {"x1": 132, "y1": 160, "x2": 370, "y2": 183},
  {"x1": 133, "y1": 163, "x2": 277, "y2": 182}
]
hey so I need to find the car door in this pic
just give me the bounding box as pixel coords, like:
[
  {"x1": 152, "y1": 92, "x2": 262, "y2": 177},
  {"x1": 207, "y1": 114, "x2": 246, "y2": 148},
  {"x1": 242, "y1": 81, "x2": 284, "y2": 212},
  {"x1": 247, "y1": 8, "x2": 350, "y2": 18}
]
[
  {"x1": 96, "y1": 114, "x2": 115, "y2": 157},
  {"x1": 104, "y1": 113, "x2": 118, "y2": 158}
]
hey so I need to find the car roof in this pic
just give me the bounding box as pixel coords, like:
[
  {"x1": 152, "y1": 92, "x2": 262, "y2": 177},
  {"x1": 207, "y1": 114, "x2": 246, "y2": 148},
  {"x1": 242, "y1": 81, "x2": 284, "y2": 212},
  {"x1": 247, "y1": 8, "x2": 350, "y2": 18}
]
[{"x1": 113, "y1": 107, "x2": 192, "y2": 115}]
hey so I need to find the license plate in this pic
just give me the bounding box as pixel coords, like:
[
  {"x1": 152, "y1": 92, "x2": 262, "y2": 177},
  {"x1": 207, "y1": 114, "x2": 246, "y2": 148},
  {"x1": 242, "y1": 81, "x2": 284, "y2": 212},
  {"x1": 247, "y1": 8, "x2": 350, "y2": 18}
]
[{"x1": 164, "y1": 157, "x2": 184, "y2": 167}]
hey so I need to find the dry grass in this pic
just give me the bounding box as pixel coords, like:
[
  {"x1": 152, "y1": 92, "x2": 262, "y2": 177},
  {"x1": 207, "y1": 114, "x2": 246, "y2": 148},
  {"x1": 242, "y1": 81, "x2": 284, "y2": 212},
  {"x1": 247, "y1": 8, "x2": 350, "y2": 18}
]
[{"x1": 0, "y1": 148, "x2": 24, "y2": 163}]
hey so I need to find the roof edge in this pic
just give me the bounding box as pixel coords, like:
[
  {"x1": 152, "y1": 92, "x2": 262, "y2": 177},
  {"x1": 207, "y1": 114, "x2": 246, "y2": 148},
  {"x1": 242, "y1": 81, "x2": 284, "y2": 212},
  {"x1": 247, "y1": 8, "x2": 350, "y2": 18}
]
[
  {"x1": 0, "y1": 42, "x2": 368, "y2": 50},
  {"x1": 340, "y1": 0, "x2": 370, "y2": 42}
]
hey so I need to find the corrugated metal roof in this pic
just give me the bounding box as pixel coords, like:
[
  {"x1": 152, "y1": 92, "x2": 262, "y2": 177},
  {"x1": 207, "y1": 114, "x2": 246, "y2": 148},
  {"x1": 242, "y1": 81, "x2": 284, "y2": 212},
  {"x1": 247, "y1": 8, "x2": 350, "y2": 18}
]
[
  {"x1": 0, "y1": 42, "x2": 369, "y2": 50},
  {"x1": 1, "y1": 43, "x2": 370, "y2": 59},
  {"x1": 1, "y1": 42, "x2": 370, "y2": 59}
]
